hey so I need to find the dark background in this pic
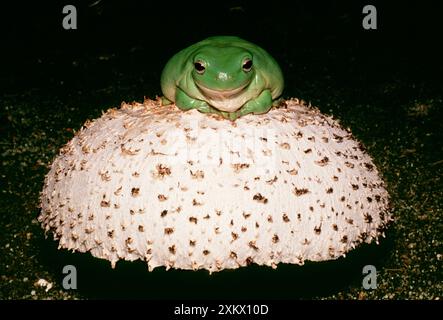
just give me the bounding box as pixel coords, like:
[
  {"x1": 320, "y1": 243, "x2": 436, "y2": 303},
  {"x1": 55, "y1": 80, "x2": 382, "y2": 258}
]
[
  {"x1": 1, "y1": 1, "x2": 442, "y2": 96},
  {"x1": 1, "y1": 1, "x2": 442, "y2": 300}
]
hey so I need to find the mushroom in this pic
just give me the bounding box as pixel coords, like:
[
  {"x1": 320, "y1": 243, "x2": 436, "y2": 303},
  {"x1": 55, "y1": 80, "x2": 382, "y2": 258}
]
[{"x1": 39, "y1": 99, "x2": 392, "y2": 272}]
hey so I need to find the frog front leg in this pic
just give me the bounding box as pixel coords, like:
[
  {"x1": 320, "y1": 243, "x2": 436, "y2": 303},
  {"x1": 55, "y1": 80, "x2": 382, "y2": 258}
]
[
  {"x1": 233, "y1": 89, "x2": 273, "y2": 119},
  {"x1": 175, "y1": 88, "x2": 221, "y2": 115}
]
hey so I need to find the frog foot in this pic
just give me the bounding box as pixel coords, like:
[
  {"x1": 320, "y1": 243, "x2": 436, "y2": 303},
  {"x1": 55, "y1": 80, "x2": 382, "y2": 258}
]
[
  {"x1": 228, "y1": 112, "x2": 240, "y2": 121},
  {"x1": 217, "y1": 111, "x2": 239, "y2": 121},
  {"x1": 159, "y1": 96, "x2": 173, "y2": 106}
]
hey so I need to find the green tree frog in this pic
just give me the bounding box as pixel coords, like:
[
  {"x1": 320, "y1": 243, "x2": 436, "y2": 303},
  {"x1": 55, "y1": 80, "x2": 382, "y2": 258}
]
[{"x1": 160, "y1": 36, "x2": 284, "y2": 120}]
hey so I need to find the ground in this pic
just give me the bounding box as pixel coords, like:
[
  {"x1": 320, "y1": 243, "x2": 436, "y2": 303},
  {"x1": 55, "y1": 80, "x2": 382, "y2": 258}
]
[{"x1": 0, "y1": 2, "x2": 442, "y2": 300}]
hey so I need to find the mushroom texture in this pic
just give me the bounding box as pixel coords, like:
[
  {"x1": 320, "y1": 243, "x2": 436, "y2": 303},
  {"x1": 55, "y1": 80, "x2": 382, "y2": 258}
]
[{"x1": 39, "y1": 99, "x2": 392, "y2": 272}]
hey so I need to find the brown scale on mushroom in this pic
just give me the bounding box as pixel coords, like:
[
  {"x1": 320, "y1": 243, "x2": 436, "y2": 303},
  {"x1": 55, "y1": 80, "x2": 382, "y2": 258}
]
[
  {"x1": 232, "y1": 163, "x2": 250, "y2": 172},
  {"x1": 333, "y1": 133, "x2": 344, "y2": 142},
  {"x1": 99, "y1": 170, "x2": 111, "y2": 181},
  {"x1": 293, "y1": 187, "x2": 309, "y2": 196},
  {"x1": 344, "y1": 161, "x2": 355, "y2": 169},
  {"x1": 253, "y1": 193, "x2": 268, "y2": 204},
  {"x1": 121, "y1": 144, "x2": 140, "y2": 156},
  {"x1": 266, "y1": 176, "x2": 278, "y2": 185},
  {"x1": 125, "y1": 237, "x2": 133, "y2": 246},
  {"x1": 364, "y1": 213, "x2": 373, "y2": 223},
  {"x1": 192, "y1": 199, "x2": 203, "y2": 206},
  {"x1": 248, "y1": 240, "x2": 259, "y2": 251},
  {"x1": 315, "y1": 156, "x2": 329, "y2": 166},
  {"x1": 131, "y1": 187, "x2": 140, "y2": 197},
  {"x1": 100, "y1": 200, "x2": 110, "y2": 208},
  {"x1": 153, "y1": 164, "x2": 171, "y2": 179},
  {"x1": 85, "y1": 227, "x2": 94, "y2": 234},
  {"x1": 114, "y1": 186, "x2": 123, "y2": 196},
  {"x1": 280, "y1": 142, "x2": 291, "y2": 150},
  {"x1": 190, "y1": 170, "x2": 205, "y2": 180},
  {"x1": 272, "y1": 234, "x2": 279, "y2": 243},
  {"x1": 189, "y1": 217, "x2": 198, "y2": 224}
]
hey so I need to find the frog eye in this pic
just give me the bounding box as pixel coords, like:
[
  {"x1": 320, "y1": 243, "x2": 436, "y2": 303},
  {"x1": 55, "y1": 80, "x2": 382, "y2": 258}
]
[
  {"x1": 242, "y1": 59, "x2": 253, "y2": 72},
  {"x1": 194, "y1": 61, "x2": 206, "y2": 74}
]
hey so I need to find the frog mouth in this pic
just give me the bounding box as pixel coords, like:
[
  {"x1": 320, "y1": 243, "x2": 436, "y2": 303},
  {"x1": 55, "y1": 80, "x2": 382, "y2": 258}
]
[{"x1": 196, "y1": 83, "x2": 248, "y2": 100}]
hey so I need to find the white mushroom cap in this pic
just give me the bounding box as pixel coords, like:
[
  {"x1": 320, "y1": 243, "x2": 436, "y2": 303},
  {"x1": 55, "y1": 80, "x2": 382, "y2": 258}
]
[{"x1": 39, "y1": 99, "x2": 392, "y2": 272}]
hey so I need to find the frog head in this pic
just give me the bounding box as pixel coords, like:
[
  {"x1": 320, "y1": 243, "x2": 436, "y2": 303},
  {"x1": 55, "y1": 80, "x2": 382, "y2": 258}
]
[{"x1": 191, "y1": 46, "x2": 255, "y2": 100}]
